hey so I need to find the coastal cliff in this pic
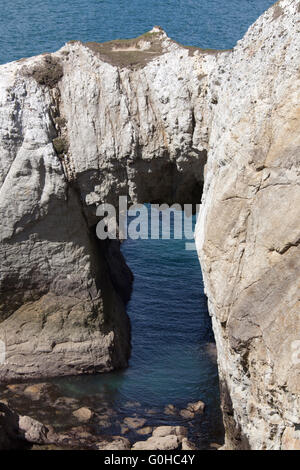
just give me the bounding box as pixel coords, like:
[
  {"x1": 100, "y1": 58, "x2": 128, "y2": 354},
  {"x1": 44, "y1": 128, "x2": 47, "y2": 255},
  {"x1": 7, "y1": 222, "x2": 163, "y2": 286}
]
[
  {"x1": 0, "y1": 0, "x2": 299, "y2": 450},
  {"x1": 196, "y1": 0, "x2": 300, "y2": 449}
]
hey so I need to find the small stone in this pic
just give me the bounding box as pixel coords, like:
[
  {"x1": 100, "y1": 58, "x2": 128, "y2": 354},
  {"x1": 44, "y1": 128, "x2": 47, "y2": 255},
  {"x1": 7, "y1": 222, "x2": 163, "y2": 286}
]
[
  {"x1": 97, "y1": 436, "x2": 131, "y2": 450},
  {"x1": 186, "y1": 400, "x2": 205, "y2": 414},
  {"x1": 132, "y1": 435, "x2": 180, "y2": 451},
  {"x1": 179, "y1": 409, "x2": 194, "y2": 419},
  {"x1": 210, "y1": 442, "x2": 222, "y2": 450},
  {"x1": 72, "y1": 407, "x2": 93, "y2": 422},
  {"x1": 6, "y1": 384, "x2": 26, "y2": 394}
]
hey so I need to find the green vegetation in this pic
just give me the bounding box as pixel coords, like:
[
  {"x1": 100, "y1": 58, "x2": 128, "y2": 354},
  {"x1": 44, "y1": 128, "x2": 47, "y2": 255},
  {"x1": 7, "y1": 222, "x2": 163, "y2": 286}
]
[
  {"x1": 23, "y1": 55, "x2": 63, "y2": 88},
  {"x1": 52, "y1": 136, "x2": 69, "y2": 156}
]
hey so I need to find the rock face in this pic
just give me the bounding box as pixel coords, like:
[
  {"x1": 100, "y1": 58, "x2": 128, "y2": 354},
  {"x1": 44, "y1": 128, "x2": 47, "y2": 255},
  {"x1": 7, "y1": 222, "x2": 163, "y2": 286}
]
[
  {"x1": 0, "y1": 27, "x2": 211, "y2": 382},
  {"x1": 0, "y1": 0, "x2": 299, "y2": 450},
  {"x1": 196, "y1": 0, "x2": 300, "y2": 450}
]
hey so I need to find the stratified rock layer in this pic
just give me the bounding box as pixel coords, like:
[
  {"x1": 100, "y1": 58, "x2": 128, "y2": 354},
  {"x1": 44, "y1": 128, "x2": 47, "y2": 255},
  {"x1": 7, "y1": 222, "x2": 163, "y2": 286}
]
[
  {"x1": 196, "y1": 0, "x2": 300, "y2": 450},
  {"x1": 0, "y1": 0, "x2": 299, "y2": 450}
]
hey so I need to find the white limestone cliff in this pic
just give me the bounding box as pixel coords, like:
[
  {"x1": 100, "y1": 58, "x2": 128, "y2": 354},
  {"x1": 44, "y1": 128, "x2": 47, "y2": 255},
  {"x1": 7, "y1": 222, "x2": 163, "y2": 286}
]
[
  {"x1": 196, "y1": 0, "x2": 300, "y2": 449},
  {"x1": 0, "y1": 0, "x2": 299, "y2": 450}
]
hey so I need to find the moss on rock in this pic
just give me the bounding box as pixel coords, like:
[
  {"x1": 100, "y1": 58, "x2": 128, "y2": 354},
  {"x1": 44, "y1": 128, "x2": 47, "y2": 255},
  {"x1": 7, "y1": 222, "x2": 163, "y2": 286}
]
[{"x1": 23, "y1": 55, "x2": 63, "y2": 88}]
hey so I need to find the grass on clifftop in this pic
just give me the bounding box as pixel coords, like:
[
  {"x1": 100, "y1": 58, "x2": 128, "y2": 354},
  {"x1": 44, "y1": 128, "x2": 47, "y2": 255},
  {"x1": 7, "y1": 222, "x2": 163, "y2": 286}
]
[
  {"x1": 83, "y1": 30, "x2": 230, "y2": 68},
  {"x1": 84, "y1": 31, "x2": 164, "y2": 68}
]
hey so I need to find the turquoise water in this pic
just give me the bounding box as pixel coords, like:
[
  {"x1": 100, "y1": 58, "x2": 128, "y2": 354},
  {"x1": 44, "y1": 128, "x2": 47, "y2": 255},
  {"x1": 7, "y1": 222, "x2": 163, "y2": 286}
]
[
  {"x1": 0, "y1": 0, "x2": 276, "y2": 65},
  {"x1": 0, "y1": 0, "x2": 277, "y2": 448},
  {"x1": 54, "y1": 212, "x2": 225, "y2": 448}
]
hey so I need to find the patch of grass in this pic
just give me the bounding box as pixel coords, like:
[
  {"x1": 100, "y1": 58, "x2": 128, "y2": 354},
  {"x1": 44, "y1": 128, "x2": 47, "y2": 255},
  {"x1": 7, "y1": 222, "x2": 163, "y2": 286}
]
[
  {"x1": 85, "y1": 30, "x2": 230, "y2": 67},
  {"x1": 53, "y1": 136, "x2": 69, "y2": 156},
  {"x1": 23, "y1": 55, "x2": 63, "y2": 88},
  {"x1": 272, "y1": 3, "x2": 284, "y2": 21}
]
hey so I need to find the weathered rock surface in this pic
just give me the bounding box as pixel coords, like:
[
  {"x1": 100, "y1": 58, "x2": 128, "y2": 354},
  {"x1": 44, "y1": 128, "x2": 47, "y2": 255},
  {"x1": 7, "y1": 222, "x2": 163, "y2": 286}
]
[
  {"x1": 72, "y1": 407, "x2": 93, "y2": 423},
  {"x1": 196, "y1": 0, "x2": 300, "y2": 450},
  {"x1": 0, "y1": 0, "x2": 299, "y2": 451},
  {"x1": 0, "y1": 26, "x2": 211, "y2": 382},
  {"x1": 132, "y1": 434, "x2": 180, "y2": 451},
  {"x1": 132, "y1": 425, "x2": 188, "y2": 450},
  {"x1": 123, "y1": 416, "x2": 146, "y2": 430}
]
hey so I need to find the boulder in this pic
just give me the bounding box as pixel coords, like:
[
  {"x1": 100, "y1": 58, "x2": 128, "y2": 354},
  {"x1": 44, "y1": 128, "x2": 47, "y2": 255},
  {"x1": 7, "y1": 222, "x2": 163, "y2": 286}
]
[
  {"x1": 72, "y1": 407, "x2": 93, "y2": 423},
  {"x1": 132, "y1": 435, "x2": 180, "y2": 451}
]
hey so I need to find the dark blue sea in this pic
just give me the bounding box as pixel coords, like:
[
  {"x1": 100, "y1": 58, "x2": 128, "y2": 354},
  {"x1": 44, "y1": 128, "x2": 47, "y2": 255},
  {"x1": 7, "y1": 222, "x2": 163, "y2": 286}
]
[
  {"x1": 1, "y1": 0, "x2": 275, "y2": 65},
  {"x1": 0, "y1": 0, "x2": 276, "y2": 449}
]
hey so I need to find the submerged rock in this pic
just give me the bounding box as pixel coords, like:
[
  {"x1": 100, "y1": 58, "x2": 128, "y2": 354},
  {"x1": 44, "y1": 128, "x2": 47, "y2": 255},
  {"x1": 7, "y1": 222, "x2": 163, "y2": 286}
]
[
  {"x1": 123, "y1": 417, "x2": 146, "y2": 429},
  {"x1": 182, "y1": 438, "x2": 198, "y2": 450},
  {"x1": 164, "y1": 404, "x2": 178, "y2": 416},
  {"x1": 72, "y1": 407, "x2": 93, "y2": 423},
  {"x1": 18, "y1": 415, "x2": 50, "y2": 444},
  {"x1": 152, "y1": 425, "x2": 187, "y2": 441}
]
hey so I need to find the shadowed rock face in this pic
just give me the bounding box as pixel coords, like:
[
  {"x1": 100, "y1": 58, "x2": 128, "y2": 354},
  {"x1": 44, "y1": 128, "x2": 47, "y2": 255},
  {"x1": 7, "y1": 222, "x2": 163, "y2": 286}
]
[{"x1": 0, "y1": 0, "x2": 299, "y2": 450}]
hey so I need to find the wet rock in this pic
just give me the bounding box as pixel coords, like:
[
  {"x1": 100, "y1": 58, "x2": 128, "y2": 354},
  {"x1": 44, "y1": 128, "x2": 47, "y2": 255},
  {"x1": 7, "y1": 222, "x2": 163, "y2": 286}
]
[
  {"x1": 97, "y1": 436, "x2": 131, "y2": 450},
  {"x1": 123, "y1": 416, "x2": 146, "y2": 429},
  {"x1": 145, "y1": 408, "x2": 157, "y2": 415},
  {"x1": 164, "y1": 404, "x2": 178, "y2": 416},
  {"x1": 120, "y1": 425, "x2": 129, "y2": 435},
  {"x1": 186, "y1": 400, "x2": 205, "y2": 414},
  {"x1": 53, "y1": 425, "x2": 96, "y2": 449},
  {"x1": 210, "y1": 442, "x2": 222, "y2": 450},
  {"x1": 152, "y1": 425, "x2": 187, "y2": 442},
  {"x1": 18, "y1": 415, "x2": 50, "y2": 444},
  {"x1": 179, "y1": 409, "x2": 195, "y2": 419},
  {"x1": 6, "y1": 384, "x2": 26, "y2": 394},
  {"x1": 281, "y1": 428, "x2": 300, "y2": 451},
  {"x1": 132, "y1": 435, "x2": 180, "y2": 450},
  {"x1": 180, "y1": 400, "x2": 205, "y2": 419},
  {"x1": 124, "y1": 401, "x2": 141, "y2": 409},
  {"x1": 136, "y1": 426, "x2": 153, "y2": 436},
  {"x1": 23, "y1": 383, "x2": 59, "y2": 402},
  {"x1": 54, "y1": 396, "x2": 79, "y2": 410},
  {"x1": 72, "y1": 407, "x2": 93, "y2": 423}
]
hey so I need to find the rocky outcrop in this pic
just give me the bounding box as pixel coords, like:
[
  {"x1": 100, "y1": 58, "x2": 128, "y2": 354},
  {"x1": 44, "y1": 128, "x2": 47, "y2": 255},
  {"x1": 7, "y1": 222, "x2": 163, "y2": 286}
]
[
  {"x1": 0, "y1": 27, "x2": 212, "y2": 382},
  {"x1": 0, "y1": 0, "x2": 299, "y2": 450},
  {"x1": 196, "y1": 0, "x2": 300, "y2": 450}
]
